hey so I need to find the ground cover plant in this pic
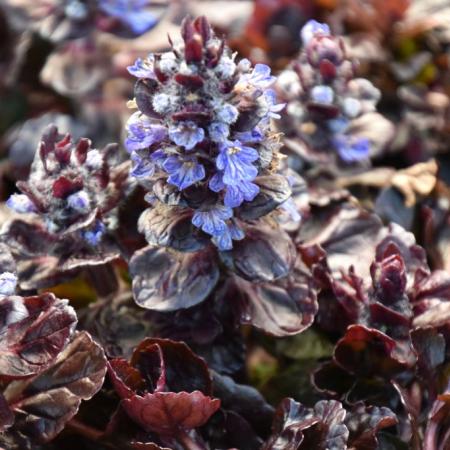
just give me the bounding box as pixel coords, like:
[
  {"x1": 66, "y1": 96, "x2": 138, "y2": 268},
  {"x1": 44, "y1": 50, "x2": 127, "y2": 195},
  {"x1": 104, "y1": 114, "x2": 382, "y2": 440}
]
[{"x1": 1, "y1": 1, "x2": 450, "y2": 449}]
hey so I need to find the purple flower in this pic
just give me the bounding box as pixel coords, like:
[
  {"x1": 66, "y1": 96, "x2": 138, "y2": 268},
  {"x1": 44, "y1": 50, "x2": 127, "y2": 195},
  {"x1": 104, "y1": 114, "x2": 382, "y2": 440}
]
[
  {"x1": 311, "y1": 85, "x2": 334, "y2": 104},
  {"x1": 235, "y1": 128, "x2": 264, "y2": 143},
  {"x1": 82, "y1": 221, "x2": 106, "y2": 246},
  {"x1": 169, "y1": 121, "x2": 205, "y2": 150},
  {"x1": 208, "y1": 122, "x2": 229, "y2": 142},
  {"x1": 0, "y1": 272, "x2": 17, "y2": 296},
  {"x1": 333, "y1": 135, "x2": 370, "y2": 162},
  {"x1": 213, "y1": 222, "x2": 245, "y2": 251},
  {"x1": 224, "y1": 182, "x2": 260, "y2": 207},
  {"x1": 216, "y1": 141, "x2": 259, "y2": 185},
  {"x1": 130, "y1": 152, "x2": 155, "y2": 178},
  {"x1": 6, "y1": 194, "x2": 37, "y2": 214},
  {"x1": 264, "y1": 90, "x2": 286, "y2": 119},
  {"x1": 99, "y1": 0, "x2": 157, "y2": 35},
  {"x1": 125, "y1": 113, "x2": 167, "y2": 152},
  {"x1": 163, "y1": 155, "x2": 205, "y2": 190},
  {"x1": 191, "y1": 205, "x2": 233, "y2": 236},
  {"x1": 127, "y1": 56, "x2": 155, "y2": 79},
  {"x1": 239, "y1": 64, "x2": 276, "y2": 89},
  {"x1": 67, "y1": 190, "x2": 90, "y2": 213},
  {"x1": 301, "y1": 20, "x2": 330, "y2": 46},
  {"x1": 209, "y1": 172, "x2": 259, "y2": 207},
  {"x1": 216, "y1": 103, "x2": 239, "y2": 124}
]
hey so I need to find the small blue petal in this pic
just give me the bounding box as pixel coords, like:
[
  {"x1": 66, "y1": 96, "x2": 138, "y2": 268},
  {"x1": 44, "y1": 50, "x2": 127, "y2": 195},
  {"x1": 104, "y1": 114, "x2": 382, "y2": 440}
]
[
  {"x1": 67, "y1": 190, "x2": 90, "y2": 213},
  {"x1": 0, "y1": 272, "x2": 17, "y2": 296},
  {"x1": 6, "y1": 194, "x2": 37, "y2": 214},
  {"x1": 82, "y1": 221, "x2": 106, "y2": 246},
  {"x1": 127, "y1": 57, "x2": 155, "y2": 79},
  {"x1": 130, "y1": 152, "x2": 156, "y2": 178},
  {"x1": 216, "y1": 141, "x2": 259, "y2": 185},
  {"x1": 334, "y1": 135, "x2": 371, "y2": 162},
  {"x1": 125, "y1": 113, "x2": 167, "y2": 152},
  {"x1": 239, "y1": 63, "x2": 276, "y2": 89},
  {"x1": 163, "y1": 156, "x2": 205, "y2": 190},
  {"x1": 169, "y1": 121, "x2": 205, "y2": 150},
  {"x1": 209, "y1": 172, "x2": 225, "y2": 192},
  {"x1": 209, "y1": 122, "x2": 230, "y2": 143},
  {"x1": 217, "y1": 104, "x2": 239, "y2": 124},
  {"x1": 99, "y1": 0, "x2": 157, "y2": 35},
  {"x1": 235, "y1": 128, "x2": 264, "y2": 143},
  {"x1": 311, "y1": 85, "x2": 334, "y2": 104},
  {"x1": 192, "y1": 205, "x2": 233, "y2": 236},
  {"x1": 224, "y1": 181, "x2": 260, "y2": 207},
  {"x1": 301, "y1": 20, "x2": 330, "y2": 46}
]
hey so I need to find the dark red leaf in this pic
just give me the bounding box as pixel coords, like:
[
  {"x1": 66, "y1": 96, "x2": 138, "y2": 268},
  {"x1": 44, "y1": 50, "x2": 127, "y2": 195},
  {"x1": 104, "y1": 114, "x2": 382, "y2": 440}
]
[{"x1": 122, "y1": 391, "x2": 220, "y2": 434}]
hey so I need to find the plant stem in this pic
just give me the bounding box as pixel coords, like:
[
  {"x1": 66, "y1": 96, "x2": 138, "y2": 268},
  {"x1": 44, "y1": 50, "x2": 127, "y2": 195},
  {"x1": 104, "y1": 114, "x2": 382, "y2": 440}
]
[
  {"x1": 176, "y1": 429, "x2": 207, "y2": 450},
  {"x1": 66, "y1": 418, "x2": 105, "y2": 442}
]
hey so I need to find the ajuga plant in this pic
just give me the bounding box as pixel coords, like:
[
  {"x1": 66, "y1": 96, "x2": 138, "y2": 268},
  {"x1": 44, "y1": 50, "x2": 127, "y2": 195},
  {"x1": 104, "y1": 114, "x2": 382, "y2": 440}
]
[
  {"x1": 125, "y1": 16, "x2": 318, "y2": 339},
  {"x1": 292, "y1": 202, "x2": 450, "y2": 449},
  {"x1": 1, "y1": 125, "x2": 129, "y2": 290},
  {"x1": 275, "y1": 20, "x2": 394, "y2": 167}
]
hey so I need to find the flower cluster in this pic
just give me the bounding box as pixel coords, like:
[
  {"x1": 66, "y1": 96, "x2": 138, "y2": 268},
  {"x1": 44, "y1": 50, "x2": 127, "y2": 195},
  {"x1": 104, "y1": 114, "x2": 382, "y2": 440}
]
[
  {"x1": 276, "y1": 20, "x2": 382, "y2": 164},
  {"x1": 125, "y1": 16, "x2": 287, "y2": 250},
  {"x1": 6, "y1": 125, "x2": 124, "y2": 246}
]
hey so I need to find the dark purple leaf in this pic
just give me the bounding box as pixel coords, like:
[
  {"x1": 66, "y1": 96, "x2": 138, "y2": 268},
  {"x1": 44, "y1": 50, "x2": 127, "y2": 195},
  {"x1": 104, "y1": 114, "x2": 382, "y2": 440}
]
[
  {"x1": 138, "y1": 206, "x2": 207, "y2": 252},
  {"x1": 0, "y1": 292, "x2": 77, "y2": 378},
  {"x1": 262, "y1": 398, "x2": 318, "y2": 450},
  {"x1": 1, "y1": 331, "x2": 106, "y2": 445},
  {"x1": 345, "y1": 404, "x2": 398, "y2": 450},
  {"x1": 131, "y1": 338, "x2": 213, "y2": 395},
  {"x1": 212, "y1": 372, "x2": 274, "y2": 437},
  {"x1": 232, "y1": 273, "x2": 317, "y2": 336},
  {"x1": 221, "y1": 223, "x2": 296, "y2": 282},
  {"x1": 237, "y1": 175, "x2": 292, "y2": 221},
  {"x1": 334, "y1": 325, "x2": 415, "y2": 377},
  {"x1": 130, "y1": 245, "x2": 219, "y2": 311}
]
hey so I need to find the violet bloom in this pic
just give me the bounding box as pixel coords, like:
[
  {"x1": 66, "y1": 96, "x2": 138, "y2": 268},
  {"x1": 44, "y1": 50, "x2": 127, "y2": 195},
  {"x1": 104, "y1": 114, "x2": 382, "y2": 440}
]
[
  {"x1": 130, "y1": 152, "x2": 156, "y2": 178},
  {"x1": 169, "y1": 121, "x2": 205, "y2": 150},
  {"x1": 311, "y1": 85, "x2": 334, "y2": 105},
  {"x1": 208, "y1": 122, "x2": 230, "y2": 143},
  {"x1": 264, "y1": 90, "x2": 286, "y2": 119},
  {"x1": 240, "y1": 64, "x2": 276, "y2": 89},
  {"x1": 127, "y1": 56, "x2": 156, "y2": 79},
  {"x1": 0, "y1": 272, "x2": 17, "y2": 296},
  {"x1": 125, "y1": 113, "x2": 167, "y2": 152},
  {"x1": 209, "y1": 174, "x2": 259, "y2": 208},
  {"x1": 191, "y1": 205, "x2": 233, "y2": 237},
  {"x1": 6, "y1": 194, "x2": 37, "y2": 214},
  {"x1": 216, "y1": 141, "x2": 259, "y2": 185},
  {"x1": 213, "y1": 222, "x2": 245, "y2": 251},
  {"x1": 300, "y1": 20, "x2": 330, "y2": 46},
  {"x1": 82, "y1": 221, "x2": 106, "y2": 246},
  {"x1": 163, "y1": 155, "x2": 205, "y2": 190},
  {"x1": 333, "y1": 135, "x2": 370, "y2": 162},
  {"x1": 67, "y1": 190, "x2": 90, "y2": 213},
  {"x1": 99, "y1": 0, "x2": 157, "y2": 35}
]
